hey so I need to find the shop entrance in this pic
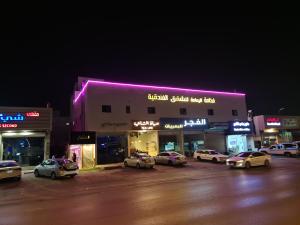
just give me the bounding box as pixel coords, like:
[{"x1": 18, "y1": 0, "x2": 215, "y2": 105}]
[
  {"x1": 159, "y1": 134, "x2": 180, "y2": 153},
  {"x1": 96, "y1": 135, "x2": 127, "y2": 164},
  {"x1": 1, "y1": 136, "x2": 44, "y2": 166},
  {"x1": 226, "y1": 135, "x2": 247, "y2": 155},
  {"x1": 184, "y1": 134, "x2": 204, "y2": 157},
  {"x1": 129, "y1": 131, "x2": 158, "y2": 156}
]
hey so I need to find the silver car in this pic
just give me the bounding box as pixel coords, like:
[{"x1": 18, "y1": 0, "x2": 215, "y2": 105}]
[
  {"x1": 124, "y1": 153, "x2": 155, "y2": 169},
  {"x1": 34, "y1": 158, "x2": 79, "y2": 179},
  {"x1": 154, "y1": 151, "x2": 187, "y2": 166}
]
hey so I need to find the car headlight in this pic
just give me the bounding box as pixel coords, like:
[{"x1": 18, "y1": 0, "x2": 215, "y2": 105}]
[{"x1": 236, "y1": 160, "x2": 244, "y2": 163}]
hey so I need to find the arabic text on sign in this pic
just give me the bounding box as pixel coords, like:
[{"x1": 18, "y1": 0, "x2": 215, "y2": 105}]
[
  {"x1": 164, "y1": 124, "x2": 184, "y2": 129},
  {"x1": 0, "y1": 113, "x2": 25, "y2": 123},
  {"x1": 26, "y1": 111, "x2": 40, "y2": 117},
  {"x1": 233, "y1": 122, "x2": 250, "y2": 127},
  {"x1": 267, "y1": 122, "x2": 281, "y2": 126},
  {"x1": 148, "y1": 93, "x2": 216, "y2": 104},
  {"x1": 233, "y1": 128, "x2": 251, "y2": 132},
  {"x1": 183, "y1": 119, "x2": 207, "y2": 127}
]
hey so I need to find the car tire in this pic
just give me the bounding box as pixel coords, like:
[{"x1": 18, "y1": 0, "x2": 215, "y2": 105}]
[
  {"x1": 51, "y1": 172, "x2": 57, "y2": 180},
  {"x1": 197, "y1": 156, "x2": 201, "y2": 161},
  {"x1": 15, "y1": 176, "x2": 21, "y2": 181},
  {"x1": 124, "y1": 161, "x2": 128, "y2": 167},
  {"x1": 168, "y1": 160, "x2": 173, "y2": 166},
  {"x1": 212, "y1": 158, "x2": 218, "y2": 163},
  {"x1": 34, "y1": 170, "x2": 40, "y2": 177},
  {"x1": 136, "y1": 163, "x2": 140, "y2": 169},
  {"x1": 284, "y1": 152, "x2": 292, "y2": 157},
  {"x1": 70, "y1": 174, "x2": 76, "y2": 178},
  {"x1": 264, "y1": 160, "x2": 271, "y2": 168},
  {"x1": 149, "y1": 165, "x2": 154, "y2": 169},
  {"x1": 245, "y1": 161, "x2": 251, "y2": 169}
]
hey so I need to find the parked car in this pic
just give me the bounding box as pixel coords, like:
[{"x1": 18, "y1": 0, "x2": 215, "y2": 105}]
[
  {"x1": 259, "y1": 143, "x2": 300, "y2": 157},
  {"x1": 124, "y1": 152, "x2": 155, "y2": 169},
  {"x1": 154, "y1": 151, "x2": 187, "y2": 166},
  {"x1": 0, "y1": 160, "x2": 21, "y2": 181},
  {"x1": 226, "y1": 151, "x2": 271, "y2": 169},
  {"x1": 34, "y1": 158, "x2": 79, "y2": 179},
  {"x1": 193, "y1": 149, "x2": 228, "y2": 163}
]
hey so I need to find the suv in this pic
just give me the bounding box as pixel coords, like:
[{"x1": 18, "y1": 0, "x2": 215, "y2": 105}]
[{"x1": 259, "y1": 143, "x2": 300, "y2": 157}]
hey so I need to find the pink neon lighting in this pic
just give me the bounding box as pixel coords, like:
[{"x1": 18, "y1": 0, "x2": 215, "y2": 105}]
[{"x1": 74, "y1": 80, "x2": 245, "y2": 103}]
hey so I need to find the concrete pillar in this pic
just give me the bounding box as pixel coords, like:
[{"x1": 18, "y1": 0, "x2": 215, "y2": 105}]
[
  {"x1": 44, "y1": 131, "x2": 51, "y2": 160},
  {"x1": 178, "y1": 130, "x2": 184, "y2": 154},
  {"x1": 0, "y1": 134, "x2": 3, "y2": 160}
]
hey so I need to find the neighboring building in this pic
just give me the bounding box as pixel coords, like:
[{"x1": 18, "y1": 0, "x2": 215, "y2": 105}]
[
  {"x1": 50, "y1": 111, "x2": 71, "y2": 158},
  {"x1": 253, "y1": 115, "x2": 300, "y2": 147},
  {"x1": 71, "y1": 77, "x2": 253, "y2": 167},
  {"x1": 0, "y1": 107, "x2": 52, "y2": 166}
]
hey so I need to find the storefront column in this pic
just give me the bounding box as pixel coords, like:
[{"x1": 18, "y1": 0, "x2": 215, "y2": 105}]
[
  {"x1": 178, "y1": 130, "x2": 184, "y2": 154},
  {"x1": 44, "y1": 132, "x2": 51, "y2": 160},
  {"x1": 0, "y1": 134, "x2": 3, "y2": 160}
]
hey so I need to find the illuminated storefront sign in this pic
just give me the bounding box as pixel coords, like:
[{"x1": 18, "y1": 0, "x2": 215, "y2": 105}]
[
  {"x1": 0, "y1": 113, "x2": 25, "y2": 122},
  {"x1": 132, "y1": 120, "x2": 160, "y2": 130},
  {"x1": 160, "y1": 118, "x2": 209, "y2": 130},
  {"x1": 228, "y1": 121, "x2": 252, "y2": 133},
  {"x1": 282, "y1": 118, "x2": 299, "y2": 128},
  {"x1": 26, "y1": 111, "x2": 40, "y2": 117},
  {"x1": 266, "y1": 117, "x2": 281, "y2": 127},
  {"x1": 148, "y1": 93, "x2": 216, "y2": 104},
  {"x1": 0, "y1": 111, "x2": 42, "y2": 129}
]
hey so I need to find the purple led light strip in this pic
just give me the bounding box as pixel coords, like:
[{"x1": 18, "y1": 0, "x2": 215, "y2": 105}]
[{"x1": 74, "y1": 80, "x2": 245, "y2": 103}]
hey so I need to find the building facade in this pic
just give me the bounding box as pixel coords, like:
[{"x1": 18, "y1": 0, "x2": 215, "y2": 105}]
[
  {"x1": 253, "y1": 115, "x2": 300, "y2": 147},
  {"x1": 0, "y1": 107, "x2": 52, "y2": 166},
  {"x1": 71, "y1": 77, "x2": 253, "y2": 167}
]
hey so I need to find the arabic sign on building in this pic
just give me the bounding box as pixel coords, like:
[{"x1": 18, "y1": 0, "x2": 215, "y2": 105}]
[
  {"x1": 228, "y1": 121, "x2": 252, "y2": 134},
  {"x1": 160, "y1": 118, "x2": 209, "y2": 130},
  {"x1": 148, "y1": 93, "x2": 216, "y2": 104},
  {"x1": 0, "y1": 107, "x2": 52, "y2": 131},
  {"x1": 282, "y1": 118, "x2": 299, "y2": 128},
  {"x1": 265, "y1": 117, "x2": 282, "y2": 127},
  {"x1": 132, "y1": 120, "x2": 160, "y2": 130}
]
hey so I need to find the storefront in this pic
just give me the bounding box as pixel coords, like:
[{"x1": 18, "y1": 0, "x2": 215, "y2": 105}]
[
  {"x1": 253, "y1": 115, "x2": 300, "y2": 147},
  {"x1": 69, "y1": 131, "x2": 96, "y2": 169},
  {"x1": 0, "y1": 107, "x2": 52, "y2": 167},
  {"x1": 226, "y1": 121, "x2": 255, "y2": 155}
]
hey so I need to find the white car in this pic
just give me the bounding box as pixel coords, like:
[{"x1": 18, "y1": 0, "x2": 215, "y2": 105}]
[
  {"x1": 124, "y1": 153, "x2": 155, "y2": 169},
  {"x1": 226, "y1": 151, "x2": 271, "y2": 169},
  {"x1": 259, "y1": 143, "x2": 300, "y2": 157},
  {"x1": 193, "y1": 149, "x2": 228, "y2": 163},
  {"x1": 154, "y1": 151, "x2": 187, "y2": 166}
]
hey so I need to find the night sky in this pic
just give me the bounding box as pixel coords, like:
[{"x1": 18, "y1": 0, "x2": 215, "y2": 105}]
[{"x1": 1, "y1": 15, "x2": 299, "y2": 116}]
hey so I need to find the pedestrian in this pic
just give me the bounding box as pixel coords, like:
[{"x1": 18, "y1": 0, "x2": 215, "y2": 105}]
[{"x1": 72, "y1": 152, "x2": 77, "y2": 162}]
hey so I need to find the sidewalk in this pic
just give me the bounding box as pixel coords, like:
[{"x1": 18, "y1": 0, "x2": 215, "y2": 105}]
[{"x1": 22, "y1": 166, "x2": 35, "y2": 174}]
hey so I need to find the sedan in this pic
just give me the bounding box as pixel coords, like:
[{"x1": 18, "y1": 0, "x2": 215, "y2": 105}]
[
  {"x1": 34, "y1": 158, "x2": 79, "y2": 179},
  {"x1": 193, "y1": 149, "x2": 228, "y2": 163},
  {"x1": 0, "y1": 160, "x2": 21, "y2": 181},
  {"x1": 154, "y1": 151, "x2": 187, "y2": 166},
  {"x1": 226, "y1": 151, "x2": 271, "y2": 169},
  {"x1": 124, "y1": 153, "x2": 155, "y2": 169}
]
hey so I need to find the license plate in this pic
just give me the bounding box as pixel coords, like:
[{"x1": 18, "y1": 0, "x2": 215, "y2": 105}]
[{"x1": 6, "y1": 170, "x2": 13, "y2": 174}]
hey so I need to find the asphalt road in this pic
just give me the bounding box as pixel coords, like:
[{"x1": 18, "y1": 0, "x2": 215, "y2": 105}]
[{"x1": 1, "y1": 157, "x2": 300, "y2": 225}]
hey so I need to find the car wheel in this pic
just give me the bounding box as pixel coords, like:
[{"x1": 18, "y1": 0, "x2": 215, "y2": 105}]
[
  {"x1": 124, "y1": 161, "x2": 128, "y2": 167},
  {"x1": 264, "y1": 160, "x2": 271, "y2": 168},
  {"x1": 284, "y1": 152, "x2": 292, "y2": 157},
  {"x1": 245, "y1": 161, "x2": 251, "y2": 169},
  {"x1": 15, "y1": 176, "x2": 21, "y2": 181},
  {"x1": 136, "y1": 163, "x2": 140, "y2": 169},
  {"x1": 51, "y1": 172, "x2": 57, "y2": 180},
  {"x1": 70, "y1": 174, "x2": 76, "y2": 178},
  {"x1": 34, "y1": 170, "x2": 40, "y2": 177},
  {"x1": 212, "y1": 158, "x2": 218, "y2": 163},
  {"x1": 168, "y1": 160, "x2": 173, "y2": 166},
  {"x1": 197, "y1": 156, "x2": 201, "y2": 161},
  {"x1": 149, "y1": 165, "x2": 154, "y2": 169}
]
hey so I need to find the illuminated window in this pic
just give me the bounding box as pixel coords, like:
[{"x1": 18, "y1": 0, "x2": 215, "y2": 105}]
[
  {"x1": 232, "y1": 109, "x2": 238, "y2": 116},
  {"x1": 147, "y1": 107, "x2": 156, "y2": 114},
  {"x1": 180, "y1": 108, "x2": 187, "y2": 115},
  {"x1": 207, "y1": 109, "x2": 214, "y2": 116},
  {"x1": 126, "y1": 105, "x2": 131, "y2": 114},
  {"x1": 102, "y1": 105, "x2": 111, "y2": 113}
]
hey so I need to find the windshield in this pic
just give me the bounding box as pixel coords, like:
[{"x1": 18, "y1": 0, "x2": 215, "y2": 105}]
[
  {"x1": 170, "y1": 152, "x2": 180, "y2": 156},
  {"x1": 209, "y1": 151, "x2": 218, "y2": 155},
  {"x1": 57, "y1": 159, "x2": 73, "y2": 165},
  {"x1": 137, "y1": 153, "x2": 150, "y2": 157},
  {"x1": 236, "y1": 152, "x2": 252, "y2": 157}
]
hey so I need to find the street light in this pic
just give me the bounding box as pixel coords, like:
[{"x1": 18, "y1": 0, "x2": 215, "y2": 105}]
[{"x1": 278, "y1": 107, "x2": 285, "y2": 115}]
